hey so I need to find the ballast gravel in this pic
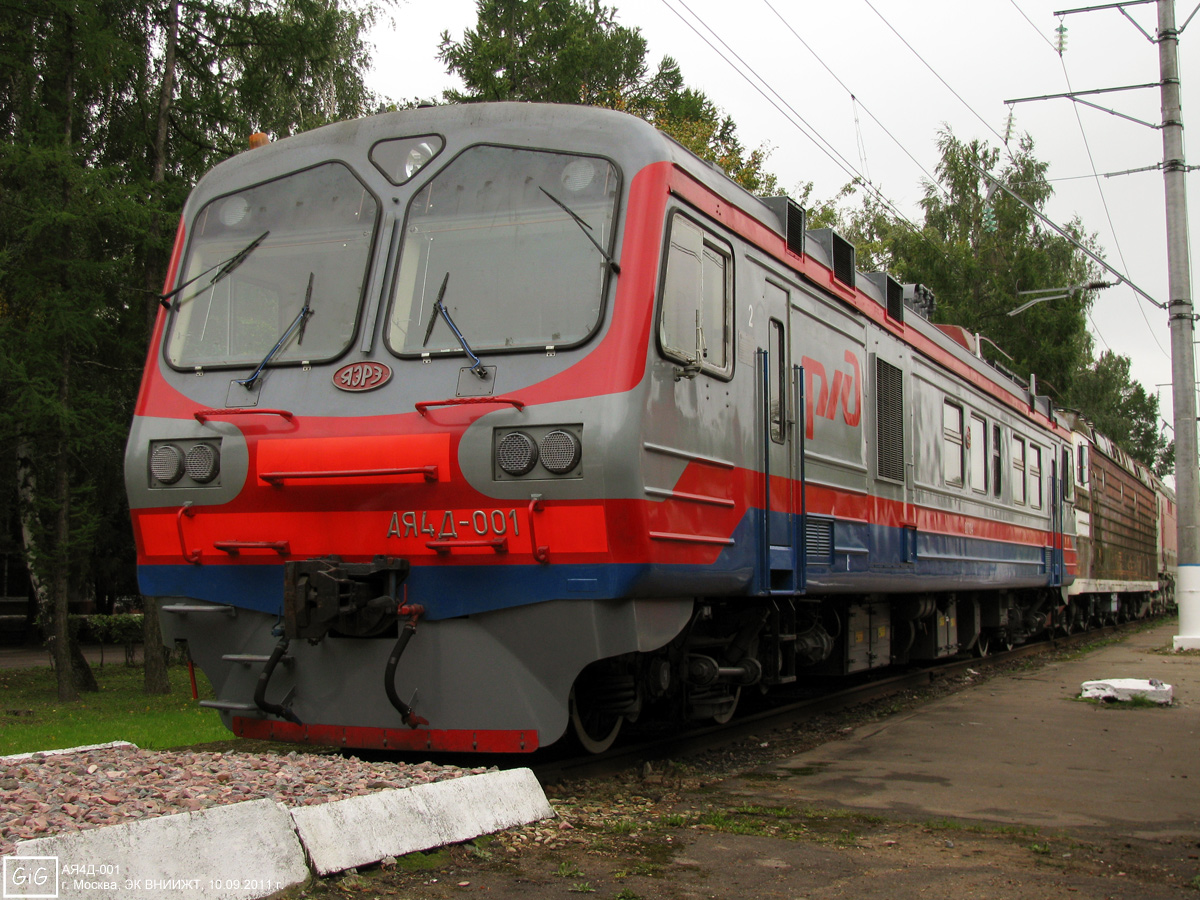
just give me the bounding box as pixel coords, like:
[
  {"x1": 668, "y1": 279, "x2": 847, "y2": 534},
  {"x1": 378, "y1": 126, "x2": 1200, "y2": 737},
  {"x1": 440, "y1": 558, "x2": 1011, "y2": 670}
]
[{"x1": 0, "y1": 745, "x2": 492, "y2": 858}]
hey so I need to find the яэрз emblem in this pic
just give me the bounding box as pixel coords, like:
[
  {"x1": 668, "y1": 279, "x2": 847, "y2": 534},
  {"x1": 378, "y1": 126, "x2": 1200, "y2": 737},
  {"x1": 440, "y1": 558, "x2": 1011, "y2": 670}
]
[{"x1": 333, "y1": 361, "x2": 392, "y2": 392}]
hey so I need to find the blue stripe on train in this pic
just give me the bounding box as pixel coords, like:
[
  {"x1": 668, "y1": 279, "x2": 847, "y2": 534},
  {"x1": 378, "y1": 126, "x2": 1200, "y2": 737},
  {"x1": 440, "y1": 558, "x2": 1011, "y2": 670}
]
[{"x1": 139, "y1": 511, "x2": 1062, "y2": 618}]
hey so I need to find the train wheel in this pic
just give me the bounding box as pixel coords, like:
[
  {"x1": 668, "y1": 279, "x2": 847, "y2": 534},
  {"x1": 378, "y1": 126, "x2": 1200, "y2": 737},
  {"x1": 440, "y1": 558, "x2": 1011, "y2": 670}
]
[
  {"x1": 710, "y1": 687, "x2": 741, "y2": 725},
  {"x1": 569, "y1": 687, "x2": 622, "y2": 754},
  {"x1": 973, "y1": 633, "x2": 990, "y2": 658}
]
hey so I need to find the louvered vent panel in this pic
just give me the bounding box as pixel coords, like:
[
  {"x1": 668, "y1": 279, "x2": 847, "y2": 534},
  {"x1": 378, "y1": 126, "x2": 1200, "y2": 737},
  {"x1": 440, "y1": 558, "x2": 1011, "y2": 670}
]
[
  {"x1": 832, "y1": 232, "x2": 856, "y2": 288},
  {"x1": 886, "y1": 277, "x2": 904, "y2": 323},
  {"x1": 806, "y1": 518, "x2": 834, "y2": 563},
  {"x1": 785, "y1": 202, "x2": 806, "y2": 257},
  {"x1": 876, "y1": 358, "x2": 904, "y2": 482}
]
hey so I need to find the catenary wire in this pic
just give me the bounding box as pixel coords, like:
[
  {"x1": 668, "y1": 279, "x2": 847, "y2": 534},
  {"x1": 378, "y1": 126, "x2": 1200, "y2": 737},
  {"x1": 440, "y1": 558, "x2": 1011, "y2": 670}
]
[{"x1": 656, "y1": 0, "x2": 933, "y2": 240}]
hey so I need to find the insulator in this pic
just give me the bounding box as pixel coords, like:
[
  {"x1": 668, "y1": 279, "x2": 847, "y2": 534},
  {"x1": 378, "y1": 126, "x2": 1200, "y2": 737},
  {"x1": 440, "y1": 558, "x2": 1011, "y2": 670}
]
[
  {"x1": 1003, "y1": 109, "x2": 1015, "y2": 144},
  {"x1": 982, "y1": 204, "x2": 998, "y2": 234},
  {"x1": 1055, "y1": 22, "x2": 1067, "y2": 55}
]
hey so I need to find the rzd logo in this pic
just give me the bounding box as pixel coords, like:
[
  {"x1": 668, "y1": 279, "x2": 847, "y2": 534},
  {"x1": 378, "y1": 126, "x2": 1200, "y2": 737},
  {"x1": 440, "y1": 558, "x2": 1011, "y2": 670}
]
[{"x1": 801, "y1": 351, "x2": 861, "y2": 439}]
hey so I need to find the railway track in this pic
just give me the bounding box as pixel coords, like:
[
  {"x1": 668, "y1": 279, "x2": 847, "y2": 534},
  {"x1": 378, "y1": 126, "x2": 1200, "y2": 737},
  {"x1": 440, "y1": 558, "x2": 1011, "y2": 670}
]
[{"x1": 529, "y1": 618, "x2": 1145, "y2": 784}]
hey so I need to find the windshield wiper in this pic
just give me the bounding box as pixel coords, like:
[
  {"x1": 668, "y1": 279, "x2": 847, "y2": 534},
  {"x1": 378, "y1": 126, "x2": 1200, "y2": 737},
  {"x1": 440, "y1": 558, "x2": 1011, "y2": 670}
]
[
  {"x1": 159, "y1": 230, "x2": 271, "y2": 310},
  {"x1": 235, "y1": 272, "x2": 314, "y2": 391},
  {"x1": 421, "y1": 272, "x2": 487, "y2": 379},
  {"x1": 539, "y1": 187, "x2": 619, "y2": 274}
]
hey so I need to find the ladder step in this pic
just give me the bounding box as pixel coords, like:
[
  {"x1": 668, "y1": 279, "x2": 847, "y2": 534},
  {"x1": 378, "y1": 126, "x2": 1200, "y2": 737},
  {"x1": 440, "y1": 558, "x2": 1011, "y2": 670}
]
[
  {"x1": 162, "y1": 604, "x2": 236, "y2": 615},
  {"x1": 222, "y1": 654, "x2": 272, "y2": 664},
  {"x1": 769, "y1": 545, "x2": 793, "y2": 569},
  {"x1": 199, "y1": 700, "x2": 259, "y2": 712}
]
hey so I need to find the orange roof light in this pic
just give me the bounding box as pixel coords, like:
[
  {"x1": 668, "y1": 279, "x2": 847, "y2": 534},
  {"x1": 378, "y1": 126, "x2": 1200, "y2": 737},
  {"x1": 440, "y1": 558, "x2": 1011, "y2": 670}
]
[{"x1": 248, "y1": 132, "x2": 269, "y2": 150}]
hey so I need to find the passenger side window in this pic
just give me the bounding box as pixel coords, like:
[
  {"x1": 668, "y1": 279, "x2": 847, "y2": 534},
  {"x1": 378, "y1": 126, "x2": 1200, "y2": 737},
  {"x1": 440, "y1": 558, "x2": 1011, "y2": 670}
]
[
  {"x1": 659, "y1": 213, "x2": 732, "y2": 377},
  {"x1": 969, "y1": 414, "x2": 987, "y2": 494},
  {"x1": 992, "y1": 424, "x2": 1002, "y2": 498},
  {"x1": 943, "y1": 401, "x2": 964, "y2": 487},
  {"x1": 1013, "y1": 436, "x2": 1027, "y2": 505},
  {"x1": 1030, "y1": 445, "x2": 1043, "y2": 510}
]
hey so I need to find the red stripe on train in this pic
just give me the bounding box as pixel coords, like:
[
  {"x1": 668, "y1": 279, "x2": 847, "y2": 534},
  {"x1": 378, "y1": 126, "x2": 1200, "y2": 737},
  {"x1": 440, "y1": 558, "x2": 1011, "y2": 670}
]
[{"x1": 232, "y1": 717, "x2": 539, "y2": 753}]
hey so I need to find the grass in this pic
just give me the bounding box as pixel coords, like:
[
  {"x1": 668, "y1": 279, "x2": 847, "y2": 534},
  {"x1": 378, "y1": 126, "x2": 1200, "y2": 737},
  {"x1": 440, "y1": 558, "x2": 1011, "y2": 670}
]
[{"x1": 0, "y1": 662, "x2": 231, "y2": 755}]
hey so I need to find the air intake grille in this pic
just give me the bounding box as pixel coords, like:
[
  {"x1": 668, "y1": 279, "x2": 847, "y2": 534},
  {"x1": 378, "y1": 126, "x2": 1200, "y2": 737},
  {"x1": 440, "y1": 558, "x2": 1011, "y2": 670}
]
[
  {"x1": 876, "y1": 358, "x2": 904, "y2": 482},
  {"x1": 886, "y1": 277, "x2": 904, "y2": 323},
  {"x1": 805, "y1": 518, "x2": 834, "y2": 563},
  {"x1": 832, "y1": 232, "x2": 855, "y2": 288},
  {"x1": 785, "y1": 202, "x2": 805, "y2": 257}
]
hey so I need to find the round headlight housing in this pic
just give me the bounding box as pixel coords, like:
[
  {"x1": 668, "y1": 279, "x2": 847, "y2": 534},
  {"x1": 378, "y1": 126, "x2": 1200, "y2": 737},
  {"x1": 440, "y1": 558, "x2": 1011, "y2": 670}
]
[
  {"x1": 497, "y1": 431, "x2": 539, "y2": 476},
  {"x1": 540, "y1": 430, "x2": 581, "y2": 474},
  {"x1": 150, "y1": 444, "x2": 185, "y2": 484},
  {"x1": 185, "y1": 442, "x2": 221, "y2": 484}
]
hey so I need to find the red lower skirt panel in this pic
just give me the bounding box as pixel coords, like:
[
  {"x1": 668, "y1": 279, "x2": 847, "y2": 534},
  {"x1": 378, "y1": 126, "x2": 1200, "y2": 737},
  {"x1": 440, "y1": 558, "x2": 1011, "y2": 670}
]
[{"x1": 232, "y1": 717, "x2": 539, "y2": 753}]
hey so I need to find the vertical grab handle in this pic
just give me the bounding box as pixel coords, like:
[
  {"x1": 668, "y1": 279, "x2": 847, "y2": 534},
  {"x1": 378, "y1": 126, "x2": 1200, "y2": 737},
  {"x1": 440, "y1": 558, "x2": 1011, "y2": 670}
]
[
  {"x1": 176, "y1": 503, "x2": 202, "y2": 565},
  {"x1": 528, "y1": 497, "x2": 550, "y2": 564}
]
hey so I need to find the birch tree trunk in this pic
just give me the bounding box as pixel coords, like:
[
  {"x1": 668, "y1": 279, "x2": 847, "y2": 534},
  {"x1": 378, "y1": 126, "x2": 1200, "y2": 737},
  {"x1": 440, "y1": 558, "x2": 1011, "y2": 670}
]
[{"x1": 141, "y1": 0, "x2": 179, "y2": 697}]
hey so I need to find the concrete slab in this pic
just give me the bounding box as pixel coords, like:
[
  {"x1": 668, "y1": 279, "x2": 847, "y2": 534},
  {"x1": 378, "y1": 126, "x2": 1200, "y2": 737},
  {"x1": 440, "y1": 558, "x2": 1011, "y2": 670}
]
[
  {"x1": 1, "y1": 741, "x2": 136, "y2": 762},
  {"x1": 290, "y1": 767, "x2": 554, "y2": 876},
  {"x1": 1081, "y1": 677, "x2": 1174, "y2": 703},
  {"x1": 728, "y1": 621, "x2": 1200, "y2": 841},
  {"x1": 12, "y1": 799, "x2": 308, "y2": 900}
]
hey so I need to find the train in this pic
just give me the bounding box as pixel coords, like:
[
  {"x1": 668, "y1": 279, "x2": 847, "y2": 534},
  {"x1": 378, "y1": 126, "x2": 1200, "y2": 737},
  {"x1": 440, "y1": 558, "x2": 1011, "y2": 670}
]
[{"x1": 125, "y1": 102, "x2": 1175, "y2": 754}]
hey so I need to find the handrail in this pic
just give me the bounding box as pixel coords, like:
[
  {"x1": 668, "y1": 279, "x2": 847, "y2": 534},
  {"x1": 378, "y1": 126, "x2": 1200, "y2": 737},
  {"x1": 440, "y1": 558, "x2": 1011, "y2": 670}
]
[
  {"x1": 176, "y1": 504, "x2": 202, "y2": 565},
  {"x1": 194, "y1": 408, "x2": 294, "y2": 422},
  {"x1": 260, "y1": 466, "x2": 438, "y2": 485},
  {"x1": 415, "y1": 396, "x2": 525, "y2": 417},
  {"x1": 426, "y1": 537, "x2": 508, "y2": 555},
  {"x1": 214, "y1": 540, "x2": 290, "y2": 556}
]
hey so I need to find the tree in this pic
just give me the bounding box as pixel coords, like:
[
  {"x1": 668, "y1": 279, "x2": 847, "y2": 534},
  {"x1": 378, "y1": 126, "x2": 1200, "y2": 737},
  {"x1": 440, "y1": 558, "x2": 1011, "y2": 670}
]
[
  {"x1": 439, "y1": 0, "x2": 781, "y2": 195},
  {"x1": 820, "y1": 128, "x2": 1168, "y2": 472},
  {"x1": 0, "y1": 0, "x2": 381, "y2": 698},
  {"x1": 1068, "y1": 352, "x2": 1170, "y2": 474},
  {"x1": 887, "y1": 130, "x2": 1100, "y2": 401}
]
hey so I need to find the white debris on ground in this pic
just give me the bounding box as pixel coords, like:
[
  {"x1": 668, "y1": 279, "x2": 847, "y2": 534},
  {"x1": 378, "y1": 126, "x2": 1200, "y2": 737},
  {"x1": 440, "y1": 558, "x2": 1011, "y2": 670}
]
[
  {"x1": 0, "y1": 745, "x2": 493, "y2": 857},
  {"x1": 1079, "y1": 678, "x2": 1174, "y2": 705}
]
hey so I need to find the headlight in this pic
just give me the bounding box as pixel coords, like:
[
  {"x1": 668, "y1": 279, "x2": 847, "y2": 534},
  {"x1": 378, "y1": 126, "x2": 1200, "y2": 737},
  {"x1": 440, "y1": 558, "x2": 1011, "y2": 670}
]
[
  {"x1": 540, "y1": 430, "x2": 582, "y2": 474},
  {"x1": 185, "y1": 442, "x2": 221, "y2": 483},
  {"x1": 150, "y1": 445, "x2": 185, "y2": 484},
  {"x1": 497, "y1": 432, "x2": 539, "y2": 476}
]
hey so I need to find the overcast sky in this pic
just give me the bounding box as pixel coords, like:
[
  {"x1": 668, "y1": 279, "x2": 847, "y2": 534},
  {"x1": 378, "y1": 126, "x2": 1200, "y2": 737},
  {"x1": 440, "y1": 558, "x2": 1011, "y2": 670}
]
[{"x1": 367, "y1": 0, "x2": 1200, "y2": 430}]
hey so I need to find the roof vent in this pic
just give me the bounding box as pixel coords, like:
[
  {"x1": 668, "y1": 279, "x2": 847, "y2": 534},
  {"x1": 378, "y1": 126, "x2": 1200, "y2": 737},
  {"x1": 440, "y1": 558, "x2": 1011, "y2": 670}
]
[
  {"x1": 807, "y1": 228, "x2": 855, "y2": 289},
  {"x1": 761, "y1": 197, "x2": 806, "y2": 257},
  {"x1": 903, "y1": 283, "x2": 936, "y2": 320},
  {"x1": 863, "y1": 272, "x2": 905, "y2": 323}
]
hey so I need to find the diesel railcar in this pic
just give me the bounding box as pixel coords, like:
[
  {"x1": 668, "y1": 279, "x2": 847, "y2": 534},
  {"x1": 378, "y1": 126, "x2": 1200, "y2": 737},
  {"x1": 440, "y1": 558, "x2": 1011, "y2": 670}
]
[{"x1": 128, "y1": 103, "x2": 1137, "y2": 754}]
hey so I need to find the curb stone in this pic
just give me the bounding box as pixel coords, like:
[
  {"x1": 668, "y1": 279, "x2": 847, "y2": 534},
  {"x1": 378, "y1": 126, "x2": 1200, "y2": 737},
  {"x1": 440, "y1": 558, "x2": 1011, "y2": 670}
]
[{"x1": 9, "y1": 768, "x2": 553, "y2": 899}]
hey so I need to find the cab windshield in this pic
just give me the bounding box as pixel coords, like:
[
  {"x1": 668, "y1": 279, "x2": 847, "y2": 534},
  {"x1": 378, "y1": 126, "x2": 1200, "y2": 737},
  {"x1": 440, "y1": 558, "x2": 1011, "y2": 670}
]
[
  {"x1": 387, "y1": 146, "x2": 619, "y2": 357},
  {"x1": 166, "y1": 162, "x2": 377, "y2": 369}
]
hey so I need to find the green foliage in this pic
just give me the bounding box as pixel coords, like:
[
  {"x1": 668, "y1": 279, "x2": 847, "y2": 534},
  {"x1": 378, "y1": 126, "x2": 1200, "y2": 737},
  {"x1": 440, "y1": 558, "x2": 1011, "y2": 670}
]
[
  {"x1": 438, "y1": 0, "x2": 648, "y2": 106},
  {"x1": 0, "y1": 663, "x2": 227, "y2": 755},
  {"x1": 74, "y1": 614, "x2": 145, "y2": 647},
  {"x1": 0, "y1": 0, "x2": 382, "y2": 693},
  {"x1": 439, "y1": 0, "x2": 781, "y2": 195},
  {"x1": 1067, "y1": 351, "x2": 1170, "y2": 473},
  {"x1": 820, "y1": 129, "x2": 1166, "y2": 469},
  {"x1": 888, "y1": 130, "x2": 1100, "y2": 400}
]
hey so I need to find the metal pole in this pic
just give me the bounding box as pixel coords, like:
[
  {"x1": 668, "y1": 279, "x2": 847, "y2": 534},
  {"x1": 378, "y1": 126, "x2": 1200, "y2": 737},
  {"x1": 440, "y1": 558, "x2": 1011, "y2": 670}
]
[{"x1": 1160, "y1": 0, "x2": 1200, "y2": 648}]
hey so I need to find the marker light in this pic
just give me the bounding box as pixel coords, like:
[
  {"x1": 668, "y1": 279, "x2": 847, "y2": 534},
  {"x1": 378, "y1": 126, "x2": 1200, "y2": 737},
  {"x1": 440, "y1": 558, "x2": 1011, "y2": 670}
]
[
  {"x1": 150, "y1": 445, "x2": 185, "y2": 484},
  {"x1": 497, "y1": 432, "x2": 539, "y2": 476},
  {"x1": 540, "y1": 430, "x2": 582, "y2": 474},
  {"x1": 185, "y1": 442, "x2": 221, "y2": 484}
]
